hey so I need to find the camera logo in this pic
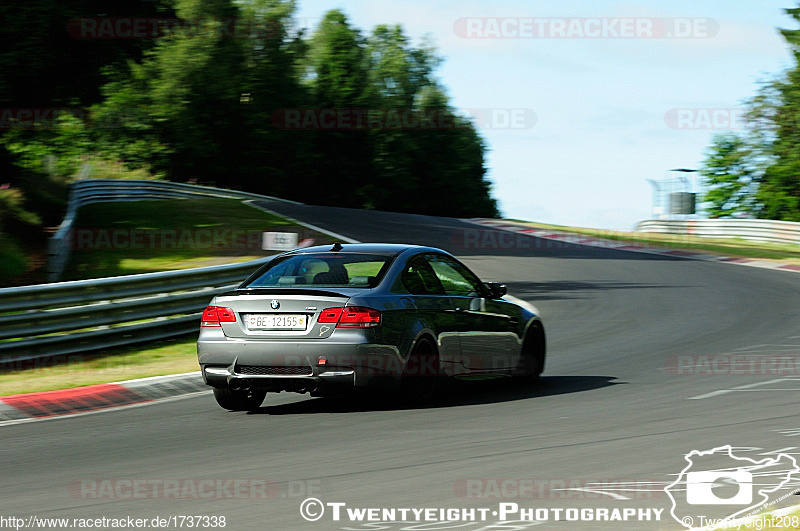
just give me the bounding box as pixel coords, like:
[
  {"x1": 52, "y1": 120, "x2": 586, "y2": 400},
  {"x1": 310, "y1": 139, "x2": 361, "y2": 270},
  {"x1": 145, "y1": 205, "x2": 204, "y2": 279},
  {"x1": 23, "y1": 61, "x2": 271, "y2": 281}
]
[
  {"x1": 686, "y1": 471, "x2": 752, "y2": 505},
  {"x1": 665, "y1": 445, "x2": 799, "y2": 530}
]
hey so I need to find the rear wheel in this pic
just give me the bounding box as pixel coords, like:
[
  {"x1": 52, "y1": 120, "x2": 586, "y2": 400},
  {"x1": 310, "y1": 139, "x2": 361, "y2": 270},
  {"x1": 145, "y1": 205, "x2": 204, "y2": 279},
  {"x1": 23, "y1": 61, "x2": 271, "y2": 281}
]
[
  {"x1": 519, "y1": 321, "x2": 546, "y2": 381},
  {"x1": 213, "y1": 388, "x2": 267, "y2": 411},
  {"x1": 402, "y1": 338, "x2": 442, "y2": 405}
]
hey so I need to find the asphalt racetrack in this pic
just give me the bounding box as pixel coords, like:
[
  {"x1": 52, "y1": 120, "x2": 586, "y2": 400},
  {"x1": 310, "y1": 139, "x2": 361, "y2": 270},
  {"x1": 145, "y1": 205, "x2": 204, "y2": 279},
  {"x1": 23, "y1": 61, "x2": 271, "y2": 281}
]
[{"x1": 2, "y1": 201, "x2": 799, "y2": 530}]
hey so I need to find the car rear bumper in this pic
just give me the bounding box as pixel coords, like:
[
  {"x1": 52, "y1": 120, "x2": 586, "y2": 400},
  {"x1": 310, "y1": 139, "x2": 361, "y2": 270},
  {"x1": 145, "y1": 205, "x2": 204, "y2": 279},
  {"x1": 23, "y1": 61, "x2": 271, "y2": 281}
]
[
  {"x1": 197, "y1": 334, "x2": 405, "y2": 391},
  {"x1": 203, "y1": 365, "x2": 360, "y2": 394}
]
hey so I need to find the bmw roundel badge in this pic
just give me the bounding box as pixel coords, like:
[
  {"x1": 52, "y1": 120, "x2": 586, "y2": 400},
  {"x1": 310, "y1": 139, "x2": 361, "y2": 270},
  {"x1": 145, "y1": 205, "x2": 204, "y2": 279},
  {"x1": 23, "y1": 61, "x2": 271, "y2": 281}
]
[{"x1": 270, "y1": 300, "x2": 280, "y2": 310}]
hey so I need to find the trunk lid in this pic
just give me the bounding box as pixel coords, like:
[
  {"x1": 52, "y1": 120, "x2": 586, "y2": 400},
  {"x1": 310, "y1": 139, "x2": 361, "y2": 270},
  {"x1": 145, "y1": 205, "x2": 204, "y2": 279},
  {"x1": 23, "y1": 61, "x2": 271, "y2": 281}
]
[{"x1": 213, "y1": 288, "x2": 365, "y2": 339}]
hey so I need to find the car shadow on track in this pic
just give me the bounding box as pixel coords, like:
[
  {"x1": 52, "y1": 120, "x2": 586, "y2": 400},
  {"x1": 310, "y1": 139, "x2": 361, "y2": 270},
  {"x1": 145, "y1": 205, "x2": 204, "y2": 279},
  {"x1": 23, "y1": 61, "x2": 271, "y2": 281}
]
[{"x1": 247, "y1": 375, "x2": 623, "y2": 415}]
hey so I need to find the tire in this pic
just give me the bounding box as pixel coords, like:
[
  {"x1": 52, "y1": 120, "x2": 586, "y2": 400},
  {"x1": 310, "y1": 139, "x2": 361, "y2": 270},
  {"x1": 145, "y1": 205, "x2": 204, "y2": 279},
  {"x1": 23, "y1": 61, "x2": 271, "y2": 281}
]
[
  {"x1": 519, "y1": 321, "x2": 546, "y2": 380},
  {"x1": 213, "y1": 388, "x2": 267, "y2": 411},
  {"x1": 401, "y1": 338, "x2": 442, "y2": 405}
]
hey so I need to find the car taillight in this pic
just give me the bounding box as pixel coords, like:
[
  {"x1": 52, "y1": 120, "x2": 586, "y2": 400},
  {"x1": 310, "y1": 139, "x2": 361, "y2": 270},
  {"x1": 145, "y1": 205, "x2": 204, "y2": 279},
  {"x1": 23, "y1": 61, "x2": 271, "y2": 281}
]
[
  {"x1": 339, "y1": 307, "x2": 381, "y2": 327},
  {"x1": 318, "y1": 306, "x2": 381, "y2": 328},
  {"x1": 201, "y1": 306, "x2": 236, "y2": 327},
  {"x1": 317, "y1": 308, "x2": 343, "y2": 323}
]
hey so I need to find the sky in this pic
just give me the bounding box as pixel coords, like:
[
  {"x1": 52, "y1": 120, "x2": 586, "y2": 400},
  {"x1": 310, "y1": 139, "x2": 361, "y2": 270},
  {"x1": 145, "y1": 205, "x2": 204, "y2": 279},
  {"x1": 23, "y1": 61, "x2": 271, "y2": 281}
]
[{"x1": 295, "y1": 0, "x2": 795, "y2": 229}]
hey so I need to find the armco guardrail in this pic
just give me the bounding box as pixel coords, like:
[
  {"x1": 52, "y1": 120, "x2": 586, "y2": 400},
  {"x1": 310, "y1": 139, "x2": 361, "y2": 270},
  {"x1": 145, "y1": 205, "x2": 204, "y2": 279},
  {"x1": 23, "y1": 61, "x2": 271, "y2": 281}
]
[
  {"x1": 1, "y1": 178, "x2": 300, "y2": 365},
  {"x1": 636, "y1": 218, "x2": 800, "y2": 246},
  {"x1": 47, "y1": 179, "x2": 298, "y2": 282},
  {"x1": 0, "y1": 257, "x2": 271, "y2": 364}
]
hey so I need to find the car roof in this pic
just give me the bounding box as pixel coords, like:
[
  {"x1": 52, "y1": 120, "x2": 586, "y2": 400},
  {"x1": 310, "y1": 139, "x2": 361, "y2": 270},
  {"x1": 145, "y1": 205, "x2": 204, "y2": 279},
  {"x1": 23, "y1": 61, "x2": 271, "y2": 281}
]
[{"x1": 285, "y1": 243, "x2": 446, "y2": 257}]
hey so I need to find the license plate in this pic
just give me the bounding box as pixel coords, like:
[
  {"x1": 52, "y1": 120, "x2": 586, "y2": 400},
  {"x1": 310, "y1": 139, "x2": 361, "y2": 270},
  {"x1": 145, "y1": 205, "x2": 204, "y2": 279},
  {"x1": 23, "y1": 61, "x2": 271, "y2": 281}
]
[{"x1": 245, "y1": 314, "x2": 307, "y2": 331}]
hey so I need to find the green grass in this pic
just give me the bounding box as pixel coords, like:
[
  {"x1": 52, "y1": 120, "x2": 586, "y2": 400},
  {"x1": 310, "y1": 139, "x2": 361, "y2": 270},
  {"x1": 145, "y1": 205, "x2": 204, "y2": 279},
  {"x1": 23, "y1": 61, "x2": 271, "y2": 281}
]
[
  {"x1": 506, "y1": 219, "x2": 800, "y2": 265},
  {"x1": 0, "y1": 336, "x2": 200, "y2": 396},
  {"x1": 64, "y1": 197, "x2": 312, "y2": 280}
]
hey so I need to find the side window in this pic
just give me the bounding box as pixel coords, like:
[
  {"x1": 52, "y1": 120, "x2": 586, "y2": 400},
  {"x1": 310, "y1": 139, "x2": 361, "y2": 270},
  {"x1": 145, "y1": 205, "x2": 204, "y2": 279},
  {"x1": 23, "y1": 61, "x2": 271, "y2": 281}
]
[
  {"x1": 425, "y1": 254, "x2": 482, "y2": 296},
  {"x1": 402, "y1": 256, "x2": 444, "y2": 295}
]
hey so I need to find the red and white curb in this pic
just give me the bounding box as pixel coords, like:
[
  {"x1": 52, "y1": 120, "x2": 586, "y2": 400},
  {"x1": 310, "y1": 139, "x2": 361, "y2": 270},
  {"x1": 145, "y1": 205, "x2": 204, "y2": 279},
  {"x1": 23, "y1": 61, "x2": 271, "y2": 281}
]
[
  {"x1": 465, "y1": 219, "x2": 800, "y2": 274},
  {"x1": 0, "y1": 372, "x2": 206, "y2": 424}
]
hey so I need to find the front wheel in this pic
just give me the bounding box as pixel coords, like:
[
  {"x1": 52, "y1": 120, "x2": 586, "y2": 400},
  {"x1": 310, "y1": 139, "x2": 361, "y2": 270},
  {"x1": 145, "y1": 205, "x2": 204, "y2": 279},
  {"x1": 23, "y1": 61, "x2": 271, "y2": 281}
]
[{"x1": 213, "y1": 388, "x2": 267, "y2": 411}]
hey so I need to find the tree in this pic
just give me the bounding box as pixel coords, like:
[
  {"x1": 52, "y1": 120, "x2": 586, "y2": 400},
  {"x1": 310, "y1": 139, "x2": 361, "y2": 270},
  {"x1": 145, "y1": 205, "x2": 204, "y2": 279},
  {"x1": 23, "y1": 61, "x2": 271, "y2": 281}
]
[
  {"x1": 750, "y1": 7, "x2": 800, "y2": 220},
  {"x1": 236, "y1": 0, "x2": 309, "y2": 197},
  {"x1": 143, "y1": 0, "x2": 248, "y2": 185},
  {"x1": 2, "y1": 0, "x2": 500, "y2": 237},
  {"x1": 0, "y1": 0, "x2": 175, "y2": 108},
  {"x1": 0, "y1": 0, "x2": 177, "y2": 263},
  {"x1": 300, "y1": 10, "x2": 376, "y2": 207},
  {"x1": 88, "y1": 5, "x2": 498, "y2": 215},
  {"x1": 367, "y1": 25, "x2": 439, "y2": 108},
  {"x1": 697, "y1": 5, "x2": 800, "y2": 221},
  {"x1": 360, "y1": 25, "x2": 437, "y2": 211},
  {"x1": 700, "y1": 134, "x2": 761, "y2": 218},
  {"x1": 409, "y1": 86, "x2": 497, "y2": 217}
]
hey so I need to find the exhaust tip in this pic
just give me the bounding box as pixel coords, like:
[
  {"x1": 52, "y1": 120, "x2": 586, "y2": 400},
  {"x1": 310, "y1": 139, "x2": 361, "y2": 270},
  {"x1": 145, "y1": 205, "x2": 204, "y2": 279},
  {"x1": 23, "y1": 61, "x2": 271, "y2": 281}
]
[
  {"x1": 229, "y1": 378, "x2": 241, "y2": 391},
  {"x1": 240, "y1": 378, "x2": 251, "y2": 391}
]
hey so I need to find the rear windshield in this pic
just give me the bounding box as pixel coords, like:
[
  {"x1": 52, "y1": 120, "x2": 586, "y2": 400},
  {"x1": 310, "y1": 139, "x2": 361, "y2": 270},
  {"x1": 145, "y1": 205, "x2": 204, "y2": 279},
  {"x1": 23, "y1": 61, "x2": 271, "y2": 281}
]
[{"x1": 243, "y1": 253, "x2": 392, "y2": 288}]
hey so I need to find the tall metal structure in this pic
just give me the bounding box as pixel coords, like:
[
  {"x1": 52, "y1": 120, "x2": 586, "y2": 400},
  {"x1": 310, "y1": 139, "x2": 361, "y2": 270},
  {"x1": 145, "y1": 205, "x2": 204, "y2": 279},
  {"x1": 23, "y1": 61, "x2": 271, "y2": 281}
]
[{"x1": 647, "y1": 169, "x2": 699, "y2": 219}]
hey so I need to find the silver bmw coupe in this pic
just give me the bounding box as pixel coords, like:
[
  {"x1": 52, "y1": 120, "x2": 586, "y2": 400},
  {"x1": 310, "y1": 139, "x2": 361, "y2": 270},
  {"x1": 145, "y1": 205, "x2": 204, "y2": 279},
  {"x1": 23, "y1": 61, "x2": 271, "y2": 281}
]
[{"x1": 197, "y1": 243, "x2": 545, "y2": 410}]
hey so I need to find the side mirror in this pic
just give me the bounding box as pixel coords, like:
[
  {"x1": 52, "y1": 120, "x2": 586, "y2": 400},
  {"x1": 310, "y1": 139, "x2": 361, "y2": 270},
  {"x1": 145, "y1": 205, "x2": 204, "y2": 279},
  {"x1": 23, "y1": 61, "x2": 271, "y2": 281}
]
[{"x1": 484, "y1": 282, "x2": 507, "y2": 299}]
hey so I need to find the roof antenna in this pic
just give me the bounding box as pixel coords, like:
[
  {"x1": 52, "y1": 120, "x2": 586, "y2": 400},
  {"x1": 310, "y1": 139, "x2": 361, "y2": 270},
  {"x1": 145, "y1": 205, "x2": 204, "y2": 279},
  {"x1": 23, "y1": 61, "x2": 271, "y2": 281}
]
[{"x1": 331, "y1": 242, "x2": 344, "y2": 252}]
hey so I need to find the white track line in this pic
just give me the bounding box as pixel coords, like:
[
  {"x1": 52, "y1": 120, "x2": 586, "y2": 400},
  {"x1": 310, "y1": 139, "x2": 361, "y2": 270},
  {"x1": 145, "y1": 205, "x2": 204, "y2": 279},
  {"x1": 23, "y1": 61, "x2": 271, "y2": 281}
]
[{"x1": 689, "y1": 378, "x2": 800, "y2": 400}]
